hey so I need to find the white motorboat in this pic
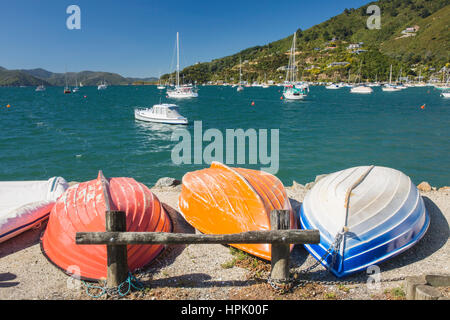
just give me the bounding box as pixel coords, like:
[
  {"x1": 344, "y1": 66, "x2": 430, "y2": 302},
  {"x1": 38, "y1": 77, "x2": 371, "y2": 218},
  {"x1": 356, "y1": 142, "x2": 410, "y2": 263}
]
[
  {"x1": 35, "y1": 84, "x2": 46, "y2": 92},
  {"x1": 166, "y1": 32, "x2": 198, "y2": 99},
  {"x1": 134, "y1": 103, "x2": 188, "y2": 125},
  {"x1": 325, "y1": 83, "x2": 342, "y2": 90},
  {"x1": 283, "y1": 32, "x2": 308, "y2": 100}
]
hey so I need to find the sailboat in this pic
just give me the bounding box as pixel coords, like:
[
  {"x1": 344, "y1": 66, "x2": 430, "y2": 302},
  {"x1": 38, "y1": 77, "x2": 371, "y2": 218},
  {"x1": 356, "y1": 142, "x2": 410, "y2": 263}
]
[
  {"x1": 262, "y1": 73, "x2": 269, "y2": 88},
  {"x1": 73, "y1": 75, "x2": 80, "y2": 92},
  {"x1": 237, "y1": 58, "x2": 244, "y2": 92},
  {"x1": 283, "y1": 32, "x2": 308, "y2": 100},
  {"x1": 64, "y1": 67, "x2": 71, "y2": 94},
  {"x1": 350, "y1": 62, "x2": 373, "y2": 94},
  {"x1": 35, "y1": 83, "x2": 46, "y2": 92},
  {"x1": 97, "y1": 78, "x2": 108, "y2": 90},
  {"x1": 167, "y1": 32, "x2": 198, "y2": 98},
  {"x1": 382, "y1": 65, "x2": 402, "y2": 92}
]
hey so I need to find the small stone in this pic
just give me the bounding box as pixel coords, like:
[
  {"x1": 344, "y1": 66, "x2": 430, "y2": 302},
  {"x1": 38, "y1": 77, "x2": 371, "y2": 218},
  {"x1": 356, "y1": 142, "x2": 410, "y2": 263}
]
[
  {"x1": 417, "y1": 182, "x2": 432, "y2": 192},
  {"x1": 154, "y1": 177, "x2": 181, "y2": 188}
]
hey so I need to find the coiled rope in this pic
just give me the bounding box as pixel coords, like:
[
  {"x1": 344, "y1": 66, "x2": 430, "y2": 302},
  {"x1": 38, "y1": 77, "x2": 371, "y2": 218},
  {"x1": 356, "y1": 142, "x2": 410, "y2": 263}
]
[{"x1": 82, "y1": 272, "x2": 145, "y2": 298}]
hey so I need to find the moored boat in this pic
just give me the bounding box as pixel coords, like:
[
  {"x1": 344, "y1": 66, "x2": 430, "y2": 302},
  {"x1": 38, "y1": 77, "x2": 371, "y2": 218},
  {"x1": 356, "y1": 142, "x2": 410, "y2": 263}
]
[
  {"x1": 0, "y1": 177, "x2": 68, "y2": 243},
  {"x1": 40, "y1": 171, "x2": 172, "y2": 281},
  {"x1": 300, "y1": 166, "x2": 429, "y2": 278},
  {"x1": 134, "y1": 103, "x2": 188, "y2": 125},
  {"x1": 178, "y1": 162, "x2": 296, "y2": 260}
]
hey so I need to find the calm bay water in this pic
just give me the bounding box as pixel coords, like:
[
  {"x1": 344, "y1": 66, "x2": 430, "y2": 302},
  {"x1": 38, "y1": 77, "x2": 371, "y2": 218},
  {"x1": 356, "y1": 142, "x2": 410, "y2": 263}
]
[{"x1": 0, "y1": 85, "x2": 449, "y2": 187}]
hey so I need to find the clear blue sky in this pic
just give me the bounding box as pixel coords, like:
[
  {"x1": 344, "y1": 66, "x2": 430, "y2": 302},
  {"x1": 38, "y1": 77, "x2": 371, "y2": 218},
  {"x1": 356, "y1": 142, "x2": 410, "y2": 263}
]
[{"x1": 0, "y1": 0, "x2": 373, "y2": 78}]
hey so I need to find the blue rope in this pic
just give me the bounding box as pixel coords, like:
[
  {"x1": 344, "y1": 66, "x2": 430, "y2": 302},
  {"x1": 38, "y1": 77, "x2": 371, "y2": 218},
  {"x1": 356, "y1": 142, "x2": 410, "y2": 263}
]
[{"x1": 83, "y1": 272, "x2": 145, "y2": 298}]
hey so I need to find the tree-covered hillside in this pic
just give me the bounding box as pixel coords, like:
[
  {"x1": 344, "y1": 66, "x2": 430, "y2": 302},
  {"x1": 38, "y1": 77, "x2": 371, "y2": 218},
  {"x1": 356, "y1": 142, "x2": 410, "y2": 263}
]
[{"x1": 162, "y1": 0, "x2": 449, "y2": 84}]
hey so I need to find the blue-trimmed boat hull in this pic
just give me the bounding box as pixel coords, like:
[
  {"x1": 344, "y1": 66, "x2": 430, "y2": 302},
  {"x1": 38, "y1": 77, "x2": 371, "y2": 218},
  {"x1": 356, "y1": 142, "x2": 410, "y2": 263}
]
[{"x1": 299, "y1": 167, "x2": 430, "y2": 278}]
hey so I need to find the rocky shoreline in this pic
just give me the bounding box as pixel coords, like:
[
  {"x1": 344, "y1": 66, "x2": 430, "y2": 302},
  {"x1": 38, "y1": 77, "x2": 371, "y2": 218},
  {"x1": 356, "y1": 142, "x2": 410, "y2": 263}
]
[{"x1": 0, "y1": 175, "x2": 449, "y2": 300}]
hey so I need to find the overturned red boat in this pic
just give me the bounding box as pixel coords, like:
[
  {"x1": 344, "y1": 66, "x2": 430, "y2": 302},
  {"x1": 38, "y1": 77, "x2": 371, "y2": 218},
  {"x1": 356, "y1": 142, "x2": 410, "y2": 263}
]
[{"x1": 41, "y1": 172, "x2": 172, "y2": 281}]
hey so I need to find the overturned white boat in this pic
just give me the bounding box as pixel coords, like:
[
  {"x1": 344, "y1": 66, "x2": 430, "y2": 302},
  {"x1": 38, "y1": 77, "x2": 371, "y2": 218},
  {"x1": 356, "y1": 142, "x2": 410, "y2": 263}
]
[
  {"x1": 0, "y1": 177, "x2": 68, "y2": 243},
  {"x1": 300, "y1": 166, "x2": 429, "y2": 278},
  {"x1": 134, "y1": 103, "x2": 188, "y2": 125}
]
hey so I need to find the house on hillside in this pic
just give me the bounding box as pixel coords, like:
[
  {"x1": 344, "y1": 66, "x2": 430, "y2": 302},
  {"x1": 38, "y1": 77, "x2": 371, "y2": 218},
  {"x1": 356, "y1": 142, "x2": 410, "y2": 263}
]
[{"x1": 347, "y1": 42, "x2": 363, "y2": 50}]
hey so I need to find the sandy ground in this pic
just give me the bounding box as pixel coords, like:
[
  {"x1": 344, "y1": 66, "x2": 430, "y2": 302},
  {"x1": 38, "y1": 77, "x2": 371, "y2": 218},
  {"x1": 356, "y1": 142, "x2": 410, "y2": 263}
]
[{"x1": 0, "y1": 181, "x2": 448, "y2": 300}]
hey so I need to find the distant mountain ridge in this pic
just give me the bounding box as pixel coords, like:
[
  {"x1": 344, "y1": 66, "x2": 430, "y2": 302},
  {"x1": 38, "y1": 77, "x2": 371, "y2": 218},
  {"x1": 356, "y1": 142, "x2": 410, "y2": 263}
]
[{"x1": 0, "y1": 67, "x2": 158, "y2": 87}]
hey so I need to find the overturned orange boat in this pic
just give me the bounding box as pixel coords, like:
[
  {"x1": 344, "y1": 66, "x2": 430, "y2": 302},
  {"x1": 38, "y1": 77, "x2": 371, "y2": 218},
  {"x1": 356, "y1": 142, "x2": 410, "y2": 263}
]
[
  {"x1": 178, "y1": 162, "x2": 296, "y2": 260},
  {"x1": 41, "y1": 171, "x2": 172, "y2": 281}
]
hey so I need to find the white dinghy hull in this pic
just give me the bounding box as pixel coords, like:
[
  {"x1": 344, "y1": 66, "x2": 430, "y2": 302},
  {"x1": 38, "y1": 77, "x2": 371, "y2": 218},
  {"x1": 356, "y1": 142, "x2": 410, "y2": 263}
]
[
  {"x1": 300, "y1": 166, "x2": 429, "y2": 277},
  {"x1": 0, "y1": 177, "x2": 68, "y2": 243}
]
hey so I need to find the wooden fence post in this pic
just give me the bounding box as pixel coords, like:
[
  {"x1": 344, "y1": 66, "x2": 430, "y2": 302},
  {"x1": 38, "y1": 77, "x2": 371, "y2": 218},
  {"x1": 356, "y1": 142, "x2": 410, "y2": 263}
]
[
  {"x1": 270, "y1": 210, "x2": 291, "y2": 282},
  {"x1": 106, "y1": 210, "x2": 128, "y2": 287}
]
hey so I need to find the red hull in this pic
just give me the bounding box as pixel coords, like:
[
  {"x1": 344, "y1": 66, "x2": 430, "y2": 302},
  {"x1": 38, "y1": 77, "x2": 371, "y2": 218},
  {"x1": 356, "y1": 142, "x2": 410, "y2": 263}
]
[{"x1": 41, "y1": 172, "x2": 172, "y2": 281}]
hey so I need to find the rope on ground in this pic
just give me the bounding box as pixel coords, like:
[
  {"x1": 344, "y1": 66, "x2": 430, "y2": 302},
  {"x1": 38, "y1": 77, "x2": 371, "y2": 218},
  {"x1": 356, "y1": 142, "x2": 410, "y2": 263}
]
[{"x1": 83, "y1": 272, "x2": 145, "y2": 298}]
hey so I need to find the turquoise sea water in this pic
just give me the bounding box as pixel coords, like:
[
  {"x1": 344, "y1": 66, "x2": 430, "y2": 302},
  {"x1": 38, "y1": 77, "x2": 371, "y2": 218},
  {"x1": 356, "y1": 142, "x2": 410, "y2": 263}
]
[{"x1": 0, "y1": 85, "x2": 449, "y2": 187}]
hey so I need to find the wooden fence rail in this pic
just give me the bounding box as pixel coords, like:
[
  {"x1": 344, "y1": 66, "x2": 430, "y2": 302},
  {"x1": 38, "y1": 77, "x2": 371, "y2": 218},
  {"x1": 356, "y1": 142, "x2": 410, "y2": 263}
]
[{"x1": 75, "y1": 210, "x2": 320, "y2": 288}]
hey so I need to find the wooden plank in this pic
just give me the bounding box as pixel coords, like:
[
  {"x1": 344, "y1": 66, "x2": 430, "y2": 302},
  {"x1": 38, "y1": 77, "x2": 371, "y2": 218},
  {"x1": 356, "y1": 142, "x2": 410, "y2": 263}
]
[
  {"x1": 76, "y1": 229, "x2": 320, "y2": 245},
  {"x1": 105, "y1": 211, "x2": 128, "y2": 287},
  {"x1": 270, "y1": 210, "x2": 291, "y2": 282}
]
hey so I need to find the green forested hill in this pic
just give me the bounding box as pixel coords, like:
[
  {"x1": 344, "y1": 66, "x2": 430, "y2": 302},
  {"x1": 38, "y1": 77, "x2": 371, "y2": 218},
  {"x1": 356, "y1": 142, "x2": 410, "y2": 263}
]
[{"x1": 163, "y1": 0, "x2": 449, "y2": 83}]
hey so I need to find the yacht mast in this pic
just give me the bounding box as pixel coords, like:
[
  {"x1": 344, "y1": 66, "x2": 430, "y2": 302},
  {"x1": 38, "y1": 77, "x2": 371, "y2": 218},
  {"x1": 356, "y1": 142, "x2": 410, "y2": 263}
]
[{"x1": 176, "y1": 32, "x2": 180, "y2": 88}]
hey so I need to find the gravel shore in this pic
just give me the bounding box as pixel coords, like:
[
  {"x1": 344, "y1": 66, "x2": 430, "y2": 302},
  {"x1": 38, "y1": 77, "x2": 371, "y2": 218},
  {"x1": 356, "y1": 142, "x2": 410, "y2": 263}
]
[{"x1": 0, "y1": 180, "x2": 448, "y2": 300}]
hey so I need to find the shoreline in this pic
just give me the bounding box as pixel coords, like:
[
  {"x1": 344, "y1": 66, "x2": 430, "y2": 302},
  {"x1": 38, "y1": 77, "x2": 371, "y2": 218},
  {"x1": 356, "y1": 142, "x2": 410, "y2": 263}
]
[{"x1": 0, "y1": 175, "x2": 448, "y2": 300}]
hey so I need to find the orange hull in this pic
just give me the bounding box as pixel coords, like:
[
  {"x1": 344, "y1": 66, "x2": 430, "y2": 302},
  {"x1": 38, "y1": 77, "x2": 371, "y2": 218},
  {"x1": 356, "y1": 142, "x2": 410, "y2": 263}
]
[
  {"x1": 178, "y1": 162, "x2": 296, "y2": 260},
  {"x1": 41, "y1": 172, "x2": 172, "y2": 281}
]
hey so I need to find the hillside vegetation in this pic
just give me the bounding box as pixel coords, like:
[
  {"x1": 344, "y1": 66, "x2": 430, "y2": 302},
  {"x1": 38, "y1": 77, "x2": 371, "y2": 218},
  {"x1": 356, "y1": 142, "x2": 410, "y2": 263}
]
[{"x1": 162, "y1": 0, "x2": 449, "y2": 84}]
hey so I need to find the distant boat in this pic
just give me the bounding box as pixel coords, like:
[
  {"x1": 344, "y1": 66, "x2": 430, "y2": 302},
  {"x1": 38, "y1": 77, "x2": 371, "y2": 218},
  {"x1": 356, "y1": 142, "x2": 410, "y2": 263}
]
[
  {"x1": 382, "y1": 65, "x2": 402, "y2": 92},
  {"x1": 166, "y1": 32, "x2": 198, "y2": 98},
  {"x1": 237, "y1": 57, "x2": 244, "y2": 92},
  {"x1": 134, "y1": 103, "x2": 188, "y2": 125},
  {"x1": 98, "y1": 79, "x2": 108, "y2": 90},
  {"x1": 157, "y1": 72, "x2": 166, "y2": 90},
  {"x1": 350, "y1": 62, "x2": 373, "y2": 94},
  {"x1": 73, "y1": 75, "x2": 80, "y2": 92},
  {"x1": 301, "y1": 165, "x2": 429, "y2": 278},
  {"x1": 325, "y1": 83, "x2": 342, "y2": 90},
  {"x1": 442, "y1": 88, "x2": 450, "y2": 98},
  {"x1": 35, "y1": 84, "x2": 46, "y2": 92},
  {"x1": 63, "y1": 67, "x2": 71, "y2": 94},
  {"x1": 261, "y1": 73, "x2": 269, "y2": 88},
  {"x1": 283, "y1": 32, "x2": 308, "y2": 100}
]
